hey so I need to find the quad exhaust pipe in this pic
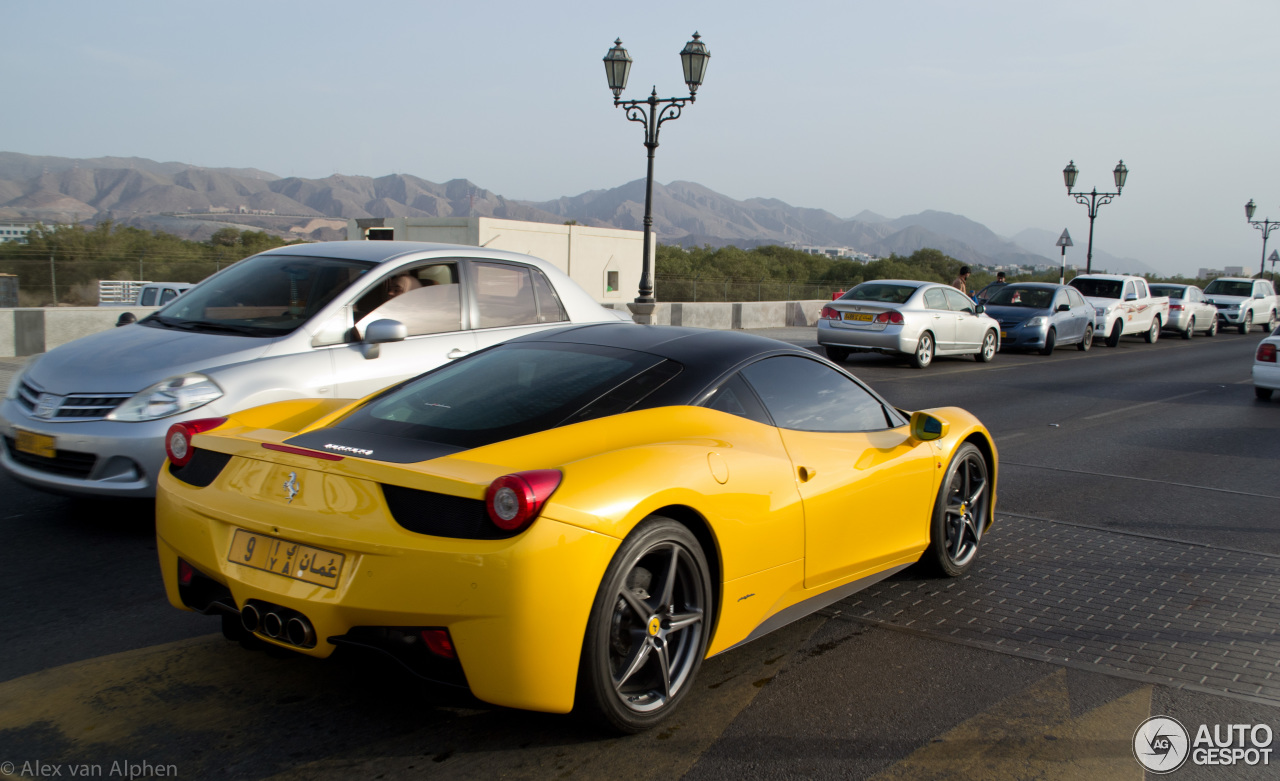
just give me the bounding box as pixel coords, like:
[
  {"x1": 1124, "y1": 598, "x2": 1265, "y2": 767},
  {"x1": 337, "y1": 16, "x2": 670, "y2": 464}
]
[{"x1": 238, "y1": 601, "x2": 315, "y2": 648}]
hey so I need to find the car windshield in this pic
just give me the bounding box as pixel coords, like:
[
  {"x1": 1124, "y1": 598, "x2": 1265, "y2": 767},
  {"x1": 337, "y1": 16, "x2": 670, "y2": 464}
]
[
  {"x1": 1069, "y1": 278, "x2": 1123, "y2": 299},
  {"x1": 1203, "y1": 280, "x2": 1253, "y2": 297},
  {"x1": 331, "y1": 344, "x2": 679, "y2": 449},
  {"x1": 987, "y1": 287, "x2": 1053, "y2": 308},
  {"x1": 143, "y1": 254, "x2": 375, "y2": 337},
  {"x1": 844, "y1": 283, "x2": 916, "y2": 305},
  {"x1": 1150, "y1": 285, "x2": 1185, "y2": 298}
]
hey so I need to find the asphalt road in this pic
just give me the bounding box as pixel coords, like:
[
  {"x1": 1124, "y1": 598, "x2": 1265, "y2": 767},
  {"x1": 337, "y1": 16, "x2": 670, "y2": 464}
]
[{"x1": 1, "y1": 326, "x2": 1278, "y2": 780}]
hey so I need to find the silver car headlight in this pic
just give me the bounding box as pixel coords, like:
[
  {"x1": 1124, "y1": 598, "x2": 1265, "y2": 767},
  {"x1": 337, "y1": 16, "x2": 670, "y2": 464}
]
[
  {"x1": 106, "y1": 373, "x2": 223, "y2": 422},
  {"x1": 4, "y1": 354, "x2": 41, "y2": 401},
  {"x1": 1024, "y1": 316, "x2": 1046, "y2": 328}
]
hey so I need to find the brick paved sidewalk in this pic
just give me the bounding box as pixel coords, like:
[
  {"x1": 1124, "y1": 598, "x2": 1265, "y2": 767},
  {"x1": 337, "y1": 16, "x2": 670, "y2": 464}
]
[{"x1": 838, "y1": 515, "x2": 1280, "y2": 704}]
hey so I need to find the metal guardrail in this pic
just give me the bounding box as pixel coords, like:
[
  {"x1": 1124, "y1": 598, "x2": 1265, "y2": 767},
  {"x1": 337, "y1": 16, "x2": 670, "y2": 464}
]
[{"x1": 657, "y1": 277, "x2": 855, "y2": 302}]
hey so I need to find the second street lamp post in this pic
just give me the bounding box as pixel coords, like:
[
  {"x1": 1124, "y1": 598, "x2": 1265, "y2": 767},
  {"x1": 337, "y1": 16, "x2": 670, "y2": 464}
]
[
  {"x1": 604, "y1": 33, "x2": 710, "y2": 318},
  {"x1": 1063, "y1": 159, "x2": 1128, "y2": 274},
  {"x1": 1245, "y1": 199, "x2": 1280, "y2": 279}
]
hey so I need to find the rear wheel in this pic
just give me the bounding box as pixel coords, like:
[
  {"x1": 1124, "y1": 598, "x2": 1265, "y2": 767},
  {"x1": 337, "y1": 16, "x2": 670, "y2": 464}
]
[
  {"x1": 1239, "y1": 311, "x2": 1252, "y2": 335},
  {"x1": 1106, "y1": 321, "x2": 1123, "y2": 348},
  {"x1": 579, "y1": 518, "x2": 711, "y2": 734},
  {"x1": 922, "y1": 443, "x2": 989, "y2": 577},
  {"x1": 1038, "y1": 328, "x2": 1056, "y2": 356},
  {"x1": 1258, "y1": 387, "x2": 1274, "y2": 401},
  {"x1": 824, "y1": 345, "x2": 850, "y2": 363},
  {"x1": 1077, "y1": 324, "x2": 1093, "y2": 351},
  {"x1": 1266, "y1": 310, "x2": 1277, "y2": 333},
  {"x1": 912, "y1": 332, "x2": 935, "y2": 369},
  {"x1": 1206, "y1": 318, "x2": 1218, "y2": 337},
  {"x1": 1182, "y1": 317, "x2": 1194, "y2": 340},
  {"x1": 976, "y1": 330, "x2": 997, "y2": 362},
  {"x1": 1145, "y1": 318, "x2": 1161, "y2": 343}
]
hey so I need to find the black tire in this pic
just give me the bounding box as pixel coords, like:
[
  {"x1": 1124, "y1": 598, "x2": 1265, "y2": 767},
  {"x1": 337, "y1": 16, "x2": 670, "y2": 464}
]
[
  {"x1": 578, "y1": 517, "x2": 712, "y2": 734},
  {"x1": 1077, "y1": 324, "x2": 1093, "y2": 351},
  {"x1": 1145, "y1": 317, "x2": 1161, "y2": 344},
  {"x1": 975, "y1": 330, "x2": 997, "y2": 362},
  {"x1": 1207, "y1": 318, "x2": 1218, "y2": 337},
  {"x1": 1239, "y1": 311, "x2": 1252, "y2": 335},
  {"x1": 1106, "y1": 321, "x2": 1123, "y2": 348},
  {"x1": 824, "y1": 345, "x2": 850, "y2": 363},
  {"x1": 912, "y1": 332, "x2": 935, "y2": 369},
  {"x1": 921, "y1": 443, "x2": 989, "y2": 578},
  {"x1": 1182, "y1": 317, "x2": 1194, "y2": 340},
  {"x1": 1257, "y1": 387, "x2": 1274, "y2": 401},
  {"x1": 1038, "y1": 328, "x2": 1056, "y2": 356},
  {"x1": 1266, "y1": 310, "x2": 1277, "y2": 333}
]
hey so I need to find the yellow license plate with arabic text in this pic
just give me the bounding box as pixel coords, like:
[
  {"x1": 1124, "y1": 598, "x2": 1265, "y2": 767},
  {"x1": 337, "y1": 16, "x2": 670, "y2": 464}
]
[
  {"x1": 15, "y1": 429, "x2": 56, "y2": 459},
  {"x1": 843, "y1": 312, "x2": 874, "y2": 322},
  {"x1": 228, "y1": 529, "x2": 344, "y2": 589}
]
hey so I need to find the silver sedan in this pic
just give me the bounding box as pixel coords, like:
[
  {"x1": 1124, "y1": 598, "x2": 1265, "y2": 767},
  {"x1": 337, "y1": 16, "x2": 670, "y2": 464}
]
[
  {"x1": 817, "y1": 280, "x2": 1000, "y2": 368},
  {"x1": 1149, "y1": 284, "x2": 1219, "y2": 338}
]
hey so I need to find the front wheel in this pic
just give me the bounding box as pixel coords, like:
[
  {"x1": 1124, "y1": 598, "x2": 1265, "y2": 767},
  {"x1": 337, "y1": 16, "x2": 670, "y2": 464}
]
[
  {"x1": 1077, "y1": 324, "x2": 1093, "y2": 351},
  {"x1": 922, "y1": 443, "x2": 989, "y2": 577},
  {"x1": 912, "y1": 332, "x2": 935, "y2": 369},
  {"x1": 1145, "y1": 317, "x2": 1161, "y2": 343},
  {"x1": 1182, "y1": 317, "x2": 1194, "y2": 340},
  {"x1": 1038, "y1": 328, "x2": 1056, "y2": 356},
  {"x1": 1206, "y1": 318, "x2": 1218, "y2": 337},
  {"x1": 976, "y1": 330, "x2": 997, "y2": 362},
  {"x1": 1106, "y1": 321, "x2": 1123, "y2": 348},
  {"x1": 579, "y1": 518, "x2": 712, "y2": 734},
  {"x1": 824, "y1": 345, "x2": 850, "y2": 363},
  {"x1": 1266, "y1": 310, "x2": 1277, "y2": 333},
  {"x1": 1239, "y1": 311, "x2": 1252, "y2": 335}
]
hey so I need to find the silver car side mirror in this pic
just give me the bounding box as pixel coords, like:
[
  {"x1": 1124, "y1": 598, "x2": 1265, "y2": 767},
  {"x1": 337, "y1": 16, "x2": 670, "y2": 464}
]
[{"x1": 360, "y1": 319, "x2": 408, "y2": 360}]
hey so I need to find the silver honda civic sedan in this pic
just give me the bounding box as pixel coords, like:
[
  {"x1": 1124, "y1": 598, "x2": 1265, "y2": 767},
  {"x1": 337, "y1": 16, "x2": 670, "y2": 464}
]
[
  {"x1": 817, "y1": 279, "x2": 1000, "y2": 368},
  {"x1": 1, "y1": 241, "x2": 629, "y2": 498}
]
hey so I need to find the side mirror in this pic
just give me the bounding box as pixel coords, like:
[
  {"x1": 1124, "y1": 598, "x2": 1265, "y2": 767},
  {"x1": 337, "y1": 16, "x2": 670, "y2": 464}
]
[
  {"x1": 1057, "y1": 303, "x2": 1071, "y2": 312},
  {"x1": 360, "y1": 318, "x2": 407, "y2": 359},
  {"x1": 974, "y1": 304, "x2": 985, "y2": 315},
  {"x1": 1125, "y1": 293, "x2": 1138, "y2": 301},
  {"x1": 909, "y1": 411, "x2": 949, "y2": 443}
]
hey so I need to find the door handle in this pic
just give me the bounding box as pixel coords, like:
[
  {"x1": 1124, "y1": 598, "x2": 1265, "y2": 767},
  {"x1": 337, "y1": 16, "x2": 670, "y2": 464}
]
[
  {"x1": 447, "y1": 348, "x2": 470, "y2": 360},
  {"x1": 797, "y1": 466, "x2": 817, "y2": 482}
]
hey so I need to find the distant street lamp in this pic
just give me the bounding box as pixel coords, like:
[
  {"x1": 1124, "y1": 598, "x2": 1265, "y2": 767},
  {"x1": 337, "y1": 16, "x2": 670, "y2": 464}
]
[
  {"x1": 1055, "y1": 228, "x2": 1073, "y2": 285},
  {"x1": 1245, "y1": 199, "x2": 1280, "y2": 279},
  {"x1": 1062, "y1": 159, "x2": 1128, "y2": 274},
  {"x1": 604, "y1": 33, "x2": 710, "y2": 315}
]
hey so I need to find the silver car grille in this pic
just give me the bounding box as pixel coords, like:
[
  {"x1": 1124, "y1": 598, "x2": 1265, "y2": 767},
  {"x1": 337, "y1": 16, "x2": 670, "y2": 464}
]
[{"x1": 15, "y1": 379, "x2": 131, "y2": 421}]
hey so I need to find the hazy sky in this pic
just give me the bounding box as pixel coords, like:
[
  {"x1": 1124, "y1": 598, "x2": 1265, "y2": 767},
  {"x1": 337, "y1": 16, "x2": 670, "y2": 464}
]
[{"x1": 5, "y1": 1, "x2": 1279, "y2": 276}]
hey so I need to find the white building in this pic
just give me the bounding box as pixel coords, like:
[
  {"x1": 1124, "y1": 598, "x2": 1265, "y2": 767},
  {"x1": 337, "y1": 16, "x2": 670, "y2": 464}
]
[
  {"x1": 0, "y1": 221, "x2": 39, "y2": 244},
  {"x1": 790, "y1": 244, "x2": 874, "y2": 262}
]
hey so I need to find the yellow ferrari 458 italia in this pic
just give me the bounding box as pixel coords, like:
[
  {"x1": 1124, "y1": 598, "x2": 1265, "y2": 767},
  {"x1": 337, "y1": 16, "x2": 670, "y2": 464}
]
[{"x1": 156, "y1": 323, "x2": 996, "y2": 732}]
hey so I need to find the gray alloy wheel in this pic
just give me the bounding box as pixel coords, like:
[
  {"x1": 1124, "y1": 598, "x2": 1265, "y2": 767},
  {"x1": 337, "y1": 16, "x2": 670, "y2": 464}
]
[
  {"x1": 1239, "y1": 311, "x2": 1252, "y2": 335},
  {"x1": 1038, "y1": 327, "x2": 1056, "y2": 356},
  {"x1": 1267, "y1": 310, "x2": 1277, "y2": 332},
  {"x1": 1207, "y1": 318, "x2": 1218, "y2": 337},
  {"x1": 1077, "y1": 324, "x2": 1093, "y2": 351},
  {"x1": 912, "y1": 332, "x2": 935, "y2": 369},
  {"x1": 1106, "y1": 321, "x2": 1123, "y2": 348},
  {"x1": 976, "y1": 330, "x2": 997, "y2": 362},
  {"x1": 825, "y1": 345, "x2": 851, "y2": 363},
  {"x1": 1258, "y1": 387, "x2": 1274, "y2": 401},
  {"x1": 579, "y1": 517, "x2": 711, "y2": 734},
  {"x1": 1182, "y1": 317, "x2": 1194, "y2": 340},
  {"x1": 1145, "y1": 317, "x2": 1161, "y2": 343},
  {"x1": 923, "y1": 443, "x2": 989, "y2": 577}
]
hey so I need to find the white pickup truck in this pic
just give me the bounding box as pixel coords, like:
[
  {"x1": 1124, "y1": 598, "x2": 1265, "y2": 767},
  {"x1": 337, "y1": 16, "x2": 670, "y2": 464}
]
[
  {"x1": 1202, "y1": 277, "x2": 1279, "y2": 334},
  {"x1": 1068, "y1": 274, "x2": 1171, "y2": 347}
]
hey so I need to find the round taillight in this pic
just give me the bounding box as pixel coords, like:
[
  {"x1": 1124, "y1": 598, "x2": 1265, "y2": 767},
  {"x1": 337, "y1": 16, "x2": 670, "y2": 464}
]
[
  {"x1": 165, "y1": 417, "x2": 227, "y2": 467},
  {"x1": 820, "y1": 306, "x2": 839, "y2": 320},
  {"x1": 485, "y1": 470, "x2": 562, "y2": 531}
]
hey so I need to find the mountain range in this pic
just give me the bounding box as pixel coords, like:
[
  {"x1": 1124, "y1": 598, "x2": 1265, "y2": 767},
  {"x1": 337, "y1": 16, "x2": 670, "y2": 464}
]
[{"x1": 0, "y1": 152, "x2": 1154, "y2": 274}]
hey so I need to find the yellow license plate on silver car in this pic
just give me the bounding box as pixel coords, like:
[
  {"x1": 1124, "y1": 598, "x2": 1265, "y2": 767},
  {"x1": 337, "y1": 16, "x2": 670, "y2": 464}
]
[
  {"x1": 14, "y1": 429, "x2": 56, "y2": 459},
  {"x1": 843, "y1": 312, "x2": 874, "y2": 322},
  {"x1": 228, "y1": 528, "x2": 345, "y2": 589}
]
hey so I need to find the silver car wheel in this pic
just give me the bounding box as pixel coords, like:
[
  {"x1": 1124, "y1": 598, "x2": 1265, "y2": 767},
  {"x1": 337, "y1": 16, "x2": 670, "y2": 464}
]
[
  {"x1": 1182, "y1": 317, "x2": 1194, "y2": 340},
  {"x1": 977, "y1": 330, "x2": 997, "y2": 362},
  {"x1": 913, "y1": 332, "x2": 934, "y2": 369}
]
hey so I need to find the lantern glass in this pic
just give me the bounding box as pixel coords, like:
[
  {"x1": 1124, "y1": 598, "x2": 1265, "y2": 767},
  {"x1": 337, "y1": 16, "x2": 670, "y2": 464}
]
[
  {"x1": 603, "y1": 39, "x2": 632, "y2": 98},
  {"x1": 1063, "y1": 161, "x2": 1078, "y2": 190},
  {"x1": 680, "y1": 32, "x2": 710, "y2": 95},
  {"x1": 1113, "y1": 160, "x2": 1128, "y2": 190},
  {"x1": 1246, "y1": 199, "x2": 1257, "y2": 222}
]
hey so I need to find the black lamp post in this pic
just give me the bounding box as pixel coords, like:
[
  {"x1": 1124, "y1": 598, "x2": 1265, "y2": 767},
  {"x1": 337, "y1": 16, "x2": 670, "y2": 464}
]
[
  {"x1": 1063, "y1": 159, "x2": 1128, "y2": 274},
  {"x1": 1245, "y1": 199, "x2": 1280, "y2": 279},
  {"x1": 604, "y1": 33, "x2": 710, "y2": 312}
]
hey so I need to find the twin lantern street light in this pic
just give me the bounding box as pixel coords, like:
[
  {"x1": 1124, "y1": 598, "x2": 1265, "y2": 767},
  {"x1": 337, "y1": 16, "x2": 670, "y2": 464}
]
[
  {"x1": 1062, "y1": 159, "x2": 1128, "y2": 275},
  {"x1": 604, "y1": 33, "x2": 710, "y2": 309},
  {"x1": 1245, "y1": 200, "x2": 1280, "y2": 280}
]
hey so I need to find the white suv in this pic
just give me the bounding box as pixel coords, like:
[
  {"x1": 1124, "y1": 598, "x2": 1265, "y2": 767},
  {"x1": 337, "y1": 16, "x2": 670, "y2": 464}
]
[{"x1": 1203, "y1": 277, "x2": 1279, "y2": 334}]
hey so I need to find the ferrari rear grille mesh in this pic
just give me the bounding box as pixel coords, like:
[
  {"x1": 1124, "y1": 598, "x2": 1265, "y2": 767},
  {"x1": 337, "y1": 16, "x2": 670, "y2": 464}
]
[
  {"x1": 3, "y1": 436, "x2": 97, "y2": 478},
  {"x1": 382, "y1": 484, "x2": 517, "y2": 540}
]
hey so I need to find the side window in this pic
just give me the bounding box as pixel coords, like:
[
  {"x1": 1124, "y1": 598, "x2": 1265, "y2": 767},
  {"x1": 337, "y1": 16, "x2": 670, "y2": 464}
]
[
  {"x1": 1134, "y1": 280, "x2": 1148, "y2": 298},
  {"x1": 159, "y1": 289, "x2": 179, "y2": 305},
  {"x1": 942, "y1": 288, "x2": 975, "y2": 314},
  {"x1": 923, "y1": 288, "x2": 947, "y2": 310},
  {"x1": 1123, "y1": 282, "x2": 1135, "y2": 300},
  {"x1": 474, "y1": 262, "x2": 539, "y2": 329},
  {"x1": 1067, "y1": 288, "x2": 1086, "y2": 308},
  {"x1": 139, "y1": 288, "x2": 158, "y2": 306},
  {"x1": 701, "y1": 373, "x2": 772, "y2": 426},
  {"x1": 739, "y1": 356, "x2": 893, "y2": 432},
  {"x1": 354, "y1": 262, "x2": 462, "y2": 337},
  {"x1": 530, "y1": 269, "x2": 568, "y2": 323}
]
